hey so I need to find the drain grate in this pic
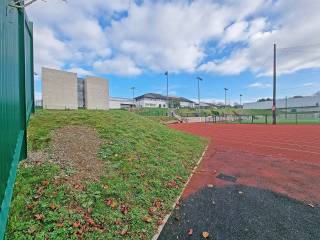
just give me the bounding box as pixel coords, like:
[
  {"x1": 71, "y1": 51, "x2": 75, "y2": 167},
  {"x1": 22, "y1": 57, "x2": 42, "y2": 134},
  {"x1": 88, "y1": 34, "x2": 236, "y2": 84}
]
[{"x1": 216, "y1": 173, "x2": 237, "y2": 183}]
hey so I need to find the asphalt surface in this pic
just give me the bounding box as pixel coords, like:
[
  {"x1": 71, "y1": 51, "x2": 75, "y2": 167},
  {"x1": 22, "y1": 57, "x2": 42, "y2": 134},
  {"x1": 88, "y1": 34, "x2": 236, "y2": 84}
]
[{"x1": 158, "y1": 185, "x2": 320, "y2": 240}]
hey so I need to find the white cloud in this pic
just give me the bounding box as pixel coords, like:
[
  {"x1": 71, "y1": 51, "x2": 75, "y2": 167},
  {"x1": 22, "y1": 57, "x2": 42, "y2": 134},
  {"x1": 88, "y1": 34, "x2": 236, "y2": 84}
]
[
  {"x1": 66, "y1": 67, "x2": 93, "y2": 77},
  {"x1": 27, "y1": 0, "x2": 320, "y2": 77},
  {"x1": 248, "y1": 82, "x2": 272, "y2": 88},
  {"x1": 106, "y1": 0, "x2": 267, "y2": 72},
  {"x1": 93, "y1": 56, "x2": 142, "y2": 76},
  {"x1": 199, "y1": 50, "x2": 249, "y2": 75}
]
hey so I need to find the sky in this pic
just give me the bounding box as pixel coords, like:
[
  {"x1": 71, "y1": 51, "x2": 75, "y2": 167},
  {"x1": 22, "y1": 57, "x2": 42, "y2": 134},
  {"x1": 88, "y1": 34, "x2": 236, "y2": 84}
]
[{"x1": 28, "y1": 0, "x2": 320, "y2": 104}]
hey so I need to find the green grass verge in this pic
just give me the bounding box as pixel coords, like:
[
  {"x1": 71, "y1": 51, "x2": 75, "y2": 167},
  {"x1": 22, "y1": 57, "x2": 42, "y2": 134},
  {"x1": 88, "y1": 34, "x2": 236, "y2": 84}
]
[
  {"x1": 145, "y1": 116, "x2": 177, "y2": 124},
  {"x1": 6, "y1": 110, "x2": 206, "y2": 239},
  {"x1": 131, "y1": 108, "x2": 168, "y2": 116}
]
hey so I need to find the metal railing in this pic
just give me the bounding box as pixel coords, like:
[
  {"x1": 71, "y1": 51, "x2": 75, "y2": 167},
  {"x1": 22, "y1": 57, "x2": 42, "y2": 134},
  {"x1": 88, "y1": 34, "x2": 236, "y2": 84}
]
[{"x1": 205, "y1": 112, "x2": 320, "y2": 125}]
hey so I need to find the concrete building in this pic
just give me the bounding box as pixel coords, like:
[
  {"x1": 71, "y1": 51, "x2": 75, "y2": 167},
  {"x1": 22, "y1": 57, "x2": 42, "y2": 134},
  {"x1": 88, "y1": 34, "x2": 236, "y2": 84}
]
[
  {"x1": 109, "y1": 97, "x2": 135, "y2": 109},
  {"x1": 243, "y1": 95, "x2": 320, "y2": 112},
  {"x1": 85, "y1": 76, "x2": 109, "y2": 110},
  {"x1": 135, "y1": 93, "x2": 194, "y2": 108},
  {"x1": 42, "y1": 68, "x2": 109, "y2": 110},
  {"x1": 42, "y1": 67, "x2": 78, "y2": 109}
]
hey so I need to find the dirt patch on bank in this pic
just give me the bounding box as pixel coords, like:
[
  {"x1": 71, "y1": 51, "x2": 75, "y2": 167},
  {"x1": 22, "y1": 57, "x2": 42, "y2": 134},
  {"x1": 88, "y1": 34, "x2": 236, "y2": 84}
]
[{"x1": 50, "y1": 126, "x2": 103, "y2": 183}]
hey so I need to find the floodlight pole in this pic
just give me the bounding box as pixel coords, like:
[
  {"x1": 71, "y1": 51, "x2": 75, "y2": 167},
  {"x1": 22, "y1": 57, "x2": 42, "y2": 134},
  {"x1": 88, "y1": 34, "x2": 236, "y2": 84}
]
[
  {"x1": 224, "y1": 88, "x2": 229, "y2": 108},
  {"x1": 131, "y1": 87, "x2": 135, "y2": 108},
  {"x1": 240, "y1": 94, "x2": 242, "y2": 106},
  {"x1": 165, "y1": 71, "x2": 169, "y2": 114},
  {"x1": 197, "y1": 77, "x2": 203, "y2": 116},
  {"x1": 272, "y1": 43, "x2": 277, "y2": 125},
  {"x1": 285, "y1": 96, "x2": 288, "y2": 119}
]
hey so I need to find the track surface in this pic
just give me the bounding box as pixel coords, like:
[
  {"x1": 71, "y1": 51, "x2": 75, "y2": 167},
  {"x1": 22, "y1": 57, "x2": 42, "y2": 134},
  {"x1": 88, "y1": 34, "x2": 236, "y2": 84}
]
[
  {"x1": 159, "y1": 124, "x2": 320, "y2": 240},
  {"x1": 170, "y1": 123, "x2": 320, "y2": 203}
]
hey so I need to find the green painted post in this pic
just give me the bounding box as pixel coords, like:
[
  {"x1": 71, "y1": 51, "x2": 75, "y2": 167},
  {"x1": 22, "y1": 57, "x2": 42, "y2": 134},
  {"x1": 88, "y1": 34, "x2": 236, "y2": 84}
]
[
  {"x1": 18, "y1": 8, "x2": 27, "y2": 161},
  {"x1": 30, "y1": 22, "x2": 35, "y2": 114}
]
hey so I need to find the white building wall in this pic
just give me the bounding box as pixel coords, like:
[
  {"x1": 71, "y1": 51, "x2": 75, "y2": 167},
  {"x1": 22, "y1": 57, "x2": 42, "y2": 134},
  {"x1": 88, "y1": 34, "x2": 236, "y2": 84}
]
[
  {"x1": 85, "y1": 76, "x2": 109, "y2": 110},
  {"x1": 42, "y1": 67, "x2": 78, "y2": 109},
  {"x1": 180, "y1": 101, "x2": 194, "y2": 108},
  {"x1": 136, "y1": 98, "x2": 167, "y2": 108},
  {"x1": 109, "y1": 97, "x2": 134, "y2": 109}
]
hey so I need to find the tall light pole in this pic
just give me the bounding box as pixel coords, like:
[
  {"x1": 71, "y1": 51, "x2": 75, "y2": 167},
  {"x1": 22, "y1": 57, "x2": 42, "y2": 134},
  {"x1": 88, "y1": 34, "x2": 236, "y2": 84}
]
[
  {"x1": 224, "y1": 88, "x2": 229, "y2": 108},
  {"x1": 197, "y1": 77, "x2": 203, "y2": 116},
  {"x1": 240, "y1": 94, "x2": 243, "y2": 106},
  {"x1": 272, "y1": 43, "x2": 277, "y2": 125},
  {"x1": 165, "y1": 71, "x2": 169, "y2": 111},
  {"x1": 130, "y1": 87, "x2": 135, "y2": 108}
]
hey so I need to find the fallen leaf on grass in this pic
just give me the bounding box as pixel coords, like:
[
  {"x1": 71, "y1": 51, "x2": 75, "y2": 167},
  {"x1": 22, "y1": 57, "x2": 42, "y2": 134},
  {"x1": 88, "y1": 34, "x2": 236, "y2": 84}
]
[
  {"x1": 157, "y1": 219, "x2": 164, "y2": 226},
  {"x1": 143, "y1": 215, "x2": 153, "y2": 223},
  {"x1": 105, "y1": 198, "x2": 117, "y2": 208},
  {"x1": 119, "y1": 226, "x2": 129, "y2": 236},
  {"x1": 188, "y1": 228, "x2": 193, "y2": 236},
  {"x1": 34, "y1": 214, "x2": 44, "y2": 221},
  {"x1": 308, "y1": 203, "x2": 315, "y2": 208},
  {"x1": 72, "y1": 222, "x2": 81, "y2": 228},
  {"x1": 26, "y1": 204, "x2": 33, "y2": 210},
  {"x1": 120, "y1": 204, "x2": 129, "y2": 215},
  {"x1": 41, "y1": 180, "x2": 49, "y2": 186},
  {"x1": 50, "y1": 203, "x2": 57, "y2": 210},
  {"x1": 114, "y1": 219, "x2": 122, "y2": 226},
  {"x1": 153, "y1": 199, "x2": 164, "y2": 209},
  {"x1": 148, "y1": 207, "x2": 157, "y2": 215},
  {"x1": 202, "y1": 231, "x2": 209, "y2": 238},
  {"x1": 207, "y1": 184, "x2": 214, "y2": 188},
  {"x1": 166, "y1": 180, "x2": 179, "y2": 189},
  {"x1": 74, "y1": 183, "x2": 85, "y2": 190}
]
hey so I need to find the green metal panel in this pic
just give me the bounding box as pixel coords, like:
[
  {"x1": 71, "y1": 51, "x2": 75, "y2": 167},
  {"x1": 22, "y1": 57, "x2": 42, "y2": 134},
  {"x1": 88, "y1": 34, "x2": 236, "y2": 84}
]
[{"x1": 0, "y1": 0, "x2": 34, "y2": 238}]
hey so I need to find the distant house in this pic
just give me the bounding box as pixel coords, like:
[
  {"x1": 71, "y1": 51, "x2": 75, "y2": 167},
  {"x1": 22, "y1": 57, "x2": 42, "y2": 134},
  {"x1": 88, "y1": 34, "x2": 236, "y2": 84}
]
[{"x1": 135, "y1": 93, "x2": 194, "y2": 108}]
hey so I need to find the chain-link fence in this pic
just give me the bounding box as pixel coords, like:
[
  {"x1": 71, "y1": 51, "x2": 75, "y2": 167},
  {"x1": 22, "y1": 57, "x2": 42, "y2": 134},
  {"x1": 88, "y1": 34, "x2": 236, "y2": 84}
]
[{"x1": 205, "y1": 112, "x2": 320, "y2": 124}]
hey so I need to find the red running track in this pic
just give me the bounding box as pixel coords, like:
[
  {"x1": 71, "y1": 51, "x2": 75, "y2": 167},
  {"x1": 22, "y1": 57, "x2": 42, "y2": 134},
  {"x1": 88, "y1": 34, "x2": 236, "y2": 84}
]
[{"x1": 170, "y1": 123, "x2": 320, "y2": 204}]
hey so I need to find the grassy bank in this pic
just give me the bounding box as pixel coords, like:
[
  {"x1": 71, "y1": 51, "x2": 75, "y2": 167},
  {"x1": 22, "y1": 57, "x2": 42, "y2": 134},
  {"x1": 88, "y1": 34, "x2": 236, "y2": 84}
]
[{"x1": 6, "y1": 110, "x2": 206, "y2": 239}]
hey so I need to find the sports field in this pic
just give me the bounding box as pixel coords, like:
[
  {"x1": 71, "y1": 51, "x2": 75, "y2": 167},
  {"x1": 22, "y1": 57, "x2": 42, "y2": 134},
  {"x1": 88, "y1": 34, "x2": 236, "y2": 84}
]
[{"x1": 160, "y1": 123, "x2": 320, "y2": 239}]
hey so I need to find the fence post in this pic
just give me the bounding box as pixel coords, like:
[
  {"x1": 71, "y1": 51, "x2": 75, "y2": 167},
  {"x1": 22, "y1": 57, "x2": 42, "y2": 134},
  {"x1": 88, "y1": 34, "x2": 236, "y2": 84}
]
[
  {"x1": 295, "y1": 113, "x2": 298, "y2": 125},
  {"x1": 18, "y1": 8, "x2": 27, "y2": 161},
  {"x1": 252, "y1": 115, "x2": 254, "y2": 124},
  {"x1": 265, "y1": 115, "x2": 267, "y2": 124}
]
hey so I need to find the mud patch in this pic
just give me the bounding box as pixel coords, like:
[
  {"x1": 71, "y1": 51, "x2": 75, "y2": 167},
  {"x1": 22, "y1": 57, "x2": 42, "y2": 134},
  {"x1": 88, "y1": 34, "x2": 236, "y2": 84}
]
[{"x1": 50, "y1": 126, "x2": 103, "y2": 183}]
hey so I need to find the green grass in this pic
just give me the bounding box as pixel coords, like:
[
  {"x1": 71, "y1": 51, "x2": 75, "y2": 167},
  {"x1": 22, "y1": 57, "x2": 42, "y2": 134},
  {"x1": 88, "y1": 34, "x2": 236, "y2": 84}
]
[
  {"x1": 145, "y1": 116, "x2": 177, "y2": 123},
  {"x1": 6, "y1": 110, "x2": 206, "y2": 239},
  {"x1": 131, "y1": 108, "x2": 168, "y2": 116}
]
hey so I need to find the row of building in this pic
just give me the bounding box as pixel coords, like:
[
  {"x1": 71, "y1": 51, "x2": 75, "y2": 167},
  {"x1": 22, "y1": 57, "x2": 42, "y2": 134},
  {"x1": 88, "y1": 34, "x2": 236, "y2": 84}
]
[
  {"x1": 42, "y1": 68, "x2": 320, "y2": 112},
  {"x1": 42, "y1": 68, "x2": 196, "y2": 110}
]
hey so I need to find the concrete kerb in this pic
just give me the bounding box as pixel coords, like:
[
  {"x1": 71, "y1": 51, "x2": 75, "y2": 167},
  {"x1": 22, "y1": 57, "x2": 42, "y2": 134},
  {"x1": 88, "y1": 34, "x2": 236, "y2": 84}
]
[{"x1": 152, "y1": 145, "x2": 209, "y2": 240}]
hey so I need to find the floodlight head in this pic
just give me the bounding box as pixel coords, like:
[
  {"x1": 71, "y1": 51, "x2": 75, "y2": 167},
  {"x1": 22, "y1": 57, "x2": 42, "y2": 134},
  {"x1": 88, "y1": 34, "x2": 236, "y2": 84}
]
[
  {"x1": 165, "y1": 71, "x2": 168, "y2": 76},
  {"x1": 197, "y1": 77, "x2": 203, "y2": 81},
  {"x1": 224, "y1": 88, "x2": 228, "y2": 91}
]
